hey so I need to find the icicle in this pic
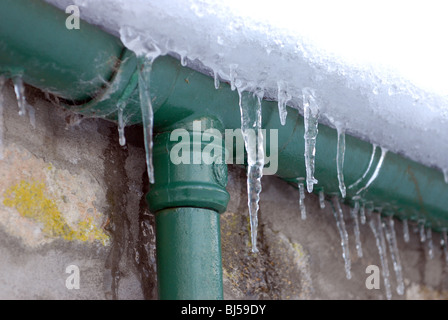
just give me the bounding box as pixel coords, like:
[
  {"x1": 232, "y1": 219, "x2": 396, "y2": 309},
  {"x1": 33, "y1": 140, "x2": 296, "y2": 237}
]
[
  {"x1": 213, "y1": 70, "x2": 220, "y2": 89},
  {"x1": 443, "y1": 168, "x2": 448, "y2": 184},
  {"x1": 336, "y1": 126, "x2": 346, "y2": 198},
  {"x1": 0, "y1": 75, "x2": 5, "y2": 160},
  {"x1": 426, "y1": 227, "x2": 434, "y2": 260},
  {"x1": 12, "y1": 75, "x2": 35, "y2": 128},
  {"x1": 356, "y1": 147, "x2": 387, "y2": 195},
  {"x1": 138, "y1": 57, "x2": 158, "y2": 184},
  {"x1": 27, "y1": 105, "x2": 36, "y2": 129},
  {"x1": 403, "y1": 219, "x2": 410, "y2": 243},
  {"x1": 369, "y1": 212, "x2": 392, "y2": 300},
  {"x1": 180, "y1": 54, "x2": 187, "y2": 67},
  {"x1": 276, "y1": 81, "x2": 291, "y2": 126},
  {"x1": 350, "y1": 198, "x2": 363, "y2": 257},
  {"x1": 331, "y1": 196, "x2": 351, "y2": 279},
  {"x1": 318, "y1": 189, "x2": 326, "y2": 209},
  {"x1": 348, "y1": 144, "x2": 377, "y2": 190},
  {"x1": 302, "y1": 87, "x2": 319, "y2": 193},
  {"x1": 418, "y1": 220, "x2": 426, "y2": 243},
  {"x1": 117, "y1": 104, "x2": 126, "y2": 146},
  {"x1": 441, "y1": 229, "x2": 448, "y2": 264},
  {"x1": 238, "y1": 88, "x2": 264, "y2": 253},
  {"x1": 229, "y1": 64, "x2": 238, "y2": 91},
  {"x1": 364, "y1": 201, "x2": 373, "y2": 221},
  {"x1": 359, "y1": 202, "x2": 366, "y2": 225},
  {"x1": 298, "y1": 180, "x2": 306, "y2": 220},
  {"x1": 12, "y1": 76, "x2": 27, "y2": 116},
  {"x1": 384, "y1": 216, "x2": 405, "y2": 295}
]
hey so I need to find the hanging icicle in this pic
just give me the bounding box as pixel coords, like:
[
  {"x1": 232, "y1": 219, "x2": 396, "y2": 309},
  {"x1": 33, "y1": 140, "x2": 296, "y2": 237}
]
[
  {"x1": 336, "y1": 126, "x2": 346, "y2": 198},
  {"x1": 331, "y1": 196, "x2": 351, "y2": 279},
  {"x1": 359, "y1": 202, "x2": 366, "y2": 225},
  {"x1": 238, "y1": 87, "x2": 265, "y2": 253},
  {"x1": 318, "y1": 189, "x2": 326, "y2": 209},
  {"x1": 418, "y1": 220, "x2": 426, "y2": 243},
  {"x1": 298, "y1": 180, "x2": 306, "y2": 220},
  {"x1": 229, "y1": 64, "x2": 238, "y2": 91},
  {"x1": 276, "y1": 80, "x2": 291, "y2": 126},
  {"x1": 117, "y1": 102, "x2": 127, "y2": 147},
  {"x1": 302, "y1": 87, "x2": 319, "y2": 193},
  {"x1": 365, "y1": 202, "x2": 374, "y2": 222},
  {"x1": 138, "y1": 57, "x2": 158, "y2": 184},
  {"x1": 369, "y1": 211, "x2": 392, "y2": 300},
  {"x1": 384, "y1": 216, "x2": 405, "y2": 295},
  {"x1": 12, "y1": 76, "x2": 27, "y2": 116},
  {"x1": 426, "y1": 227, "x2": 434, "y2": 260},
  {"x1": 213, "y1": 70, "x2": 220, "y2": 89},
  {"x1": 180, "y1": 54, "x2": 187, "y2": 67},
  {"x1": 350, "y1": 198, "x2": 363, "y2": 258},
  {"x1": 12, "y1": 75, "x2": 35, "y2": 128},
  {"x1": 402, "y1": 218, "x2": 410, "y2": 243}
]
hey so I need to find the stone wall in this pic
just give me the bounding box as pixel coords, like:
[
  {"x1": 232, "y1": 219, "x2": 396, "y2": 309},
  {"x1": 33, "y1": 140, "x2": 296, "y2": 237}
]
[{"x1": 0, "y1": 81, "x2": 446, "y2": 299}]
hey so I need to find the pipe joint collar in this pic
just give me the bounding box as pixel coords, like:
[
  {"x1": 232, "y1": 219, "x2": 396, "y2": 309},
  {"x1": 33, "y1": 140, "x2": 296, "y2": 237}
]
[{"x1": 147, "y1": 119, "x2": 230, "y2": 214}]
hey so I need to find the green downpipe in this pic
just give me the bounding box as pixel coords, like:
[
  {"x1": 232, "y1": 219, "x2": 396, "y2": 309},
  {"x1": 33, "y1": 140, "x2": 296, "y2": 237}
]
[
  {"x1": 156, "y1": 208, "x2": 223, "y2": 300},
  {"x1": 148, "y1": 121, "x2": 229, "y2": 299},
  {"x1": 1, "y1": 0, "x2": 448, "y2": 299}
]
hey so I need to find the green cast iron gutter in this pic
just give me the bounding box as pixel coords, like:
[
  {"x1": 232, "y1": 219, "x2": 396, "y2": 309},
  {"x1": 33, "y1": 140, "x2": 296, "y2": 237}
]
[
  {"x1": 1, "y1": 0, "x2": 448, "y2": 298},
  {"x1": 0, "y1": 0, "x2": 124, "y2": 102}
]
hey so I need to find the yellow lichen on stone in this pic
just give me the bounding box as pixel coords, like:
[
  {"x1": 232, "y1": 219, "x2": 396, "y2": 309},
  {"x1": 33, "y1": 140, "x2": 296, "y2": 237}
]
[
  {"x1": 76, "y1": 216, "x2": 109, "y2": 245},
  {"x1": 3, "y1": 180, "x2": 109, "y2": 245},
  {"x1": 291, "y1": 242, "x2": 305, "y2": 259}
]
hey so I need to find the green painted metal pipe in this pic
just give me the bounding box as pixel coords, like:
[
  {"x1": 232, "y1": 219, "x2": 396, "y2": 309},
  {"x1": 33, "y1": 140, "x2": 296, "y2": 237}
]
[
  {"x1": 0, "y1": 0, "x2": 125, "y2": 102},
  {"x1": 0, "y1": 0, "x2": 447, "y2": 231},
  {"x1": 156, "y1": 207, "x2": 223, "y2": 300}
]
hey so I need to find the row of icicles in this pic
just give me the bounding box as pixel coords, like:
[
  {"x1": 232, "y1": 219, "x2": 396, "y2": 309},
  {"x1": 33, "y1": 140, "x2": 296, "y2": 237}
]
[
  {"x1": 304, "y1": 189, "x2": 448, "y2": 300},
  {"x1": 0, "y1": 75, "x2": 36, "y2": 161},
  {"x1": 117, "y1": 54, "x2": 387, "y2": 264},
  {"x1": 198, "y1": 59, "x2": 448, "y2": 300},
  {"x1": 3, "y1": 55, "x2": 448, "y2": 300}
]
